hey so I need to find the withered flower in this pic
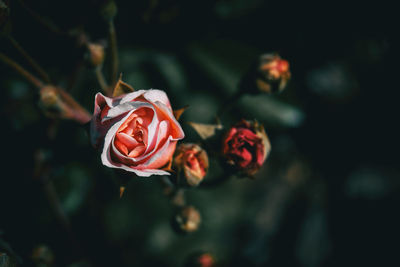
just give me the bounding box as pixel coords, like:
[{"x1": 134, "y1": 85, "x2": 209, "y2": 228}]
[
  {"x1": 174, "y1": 206, "x2": 201, "y2": 233},
  {"x1": 222, "y1": 120, "x2": 271, "y2": 176}
]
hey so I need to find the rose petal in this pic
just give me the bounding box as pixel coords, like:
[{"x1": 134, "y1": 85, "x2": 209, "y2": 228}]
[
  {"x1": 119, "y1": 90, "x2": 147, "y2": 104},
  {"x1": 152, "y1": 101, "x2": 185, "y2": 140},
  {"x1": 143, "y1": 89, "x2": 171, "y2": 108},
  {"x1": 103, "y1": 101, "x2": 153, "y2": 122}
]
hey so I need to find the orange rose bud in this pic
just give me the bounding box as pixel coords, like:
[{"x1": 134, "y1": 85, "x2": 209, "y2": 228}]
[
  {"x1": 173, "y1": 143, "x2": 209, "y2": 186},
  {"x1": 174, "y1": 206, "x2": 201, "y2": 233},
  {"x1": 241, "y1": 53, "x2": 291, "y2": 94},
  {"x1": 222, "y1": 120, "x2": 271, "y2": 176}
]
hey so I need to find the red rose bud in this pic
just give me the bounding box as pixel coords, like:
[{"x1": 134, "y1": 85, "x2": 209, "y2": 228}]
[
  {"x1": 222, "y1": 120, "x2": 271, "y2": 176},
  {"x1": 173, "y1": 143, "x2": 209, "y2": 186},
  {"x1": 240, "y1": 53, "x2": 291, "y2": 94},
  {"x1": 174, "y1": 206, "x2": 201, "y2": 233},
  {"x1": 185, "y1": 252, "x2": 216, "y2": 267}
]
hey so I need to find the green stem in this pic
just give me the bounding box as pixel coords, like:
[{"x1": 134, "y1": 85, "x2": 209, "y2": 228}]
[
  {"x1": 95, "y1": 67, "x2": 109, "y2": 94},
  {"x1": 0, "y1": 53, "x2": 44, "y2": 88},
  {"x1": 108, "y1": 20, "x2": 119, "y2": 89},
  {"x1": 8, "y1": 35, "x2": 51, "y2": 83}
]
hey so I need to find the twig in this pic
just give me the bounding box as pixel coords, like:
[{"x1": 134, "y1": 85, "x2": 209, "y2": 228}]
[
  {"x1": 7, "y1": 35, "x2": 51, "y2": 83},
  {"x1": 0, "y1": 53, "x2": 44, "y2": 88}
]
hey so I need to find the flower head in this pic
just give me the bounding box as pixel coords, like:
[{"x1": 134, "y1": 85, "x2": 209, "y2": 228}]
[
  {"x1": 222, "y1": 120, "x2": 270, "y2": 175},
  {"x1": 91, "y1": 89, "x2": 185, "y2": 177},
  {"x1": 173, "y1": 143, "x2": 209, "y2": 186}
]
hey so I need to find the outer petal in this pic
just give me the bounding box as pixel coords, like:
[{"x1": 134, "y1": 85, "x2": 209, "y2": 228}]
[
  {"x1": 143, "y1": 89, "x2": 171, "y2": 108},
  {"x1": 153, "y1": 101, "x2": 185, "y2": 140},
  {"x1": 119, "y1": 90, "x2": 147, "y2": 104},
  {"x1": 90, "y1": 93, "x2": 117, "y2": 147},
  {"x1": 140, "y1": 139, "x2": 177, "y2": 169}
]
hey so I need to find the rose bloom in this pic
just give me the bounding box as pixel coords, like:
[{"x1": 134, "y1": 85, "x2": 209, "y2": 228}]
[
  {"x1": 173, "y1": 143, "x2": 209, "y2": 186},
  {"x1": 91, "y1": 89, "x2": 185, "y2": 177},
  {"x1": 222, "y1": 120, "x2": 271, "y2": 175}
]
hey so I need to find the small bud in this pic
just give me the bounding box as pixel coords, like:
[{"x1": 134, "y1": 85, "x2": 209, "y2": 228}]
[
  {"x1": 31, "y1": 245, "x2": 54, "y2": 266},
  {"x1": 241, "y1": 53, "x2": 291, "y2": 94},
  {"x1": 222, "y1": 120, "x2": 271, "y2": 176},
  {"x1": 185, "y1": 252, "x2": 216, "y2": 267},
  {"x1": 39, "y1": 86, "x2": 91, "y2": 124},
  {"x1": 173, "y1": 143, "x2": 209, "y2": 187},
  {"x1": 86, "y1": 43, "x2": 105, "y2": 67},
  {"x1": 174, "y1": 206, "x2": 201, "y2": 233},
  {"x1": 99, "y1": 1, "x2": 117, "y2": 21}
]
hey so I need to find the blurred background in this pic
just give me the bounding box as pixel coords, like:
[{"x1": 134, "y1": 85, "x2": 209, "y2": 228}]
[{"x1": 0, "y1": 0, "x2": 398, "y2": 266}]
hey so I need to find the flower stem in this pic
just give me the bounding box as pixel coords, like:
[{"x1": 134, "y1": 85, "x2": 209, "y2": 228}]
[
  {"x1": 7, "y1": 35, "x2": 51, "y2": 83},
  {"x1": 108, "y1": 20, "x2": 119, "y2": 88},
  {"x1": 0, "y1": 53, "x2": 44, "y2": 88},
  {"x1": 95, "y1": 67, "x2": 109, "y2": 94}
]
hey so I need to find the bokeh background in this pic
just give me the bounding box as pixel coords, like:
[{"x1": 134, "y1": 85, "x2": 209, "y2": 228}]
[{"x1": 0, "y1": 1, "x2": 398, "y2": 266}]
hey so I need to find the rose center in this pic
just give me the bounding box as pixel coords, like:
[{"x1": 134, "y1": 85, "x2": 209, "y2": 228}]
[{"x1": 114, "y1": 108, "x2": 153, "y2": 158}]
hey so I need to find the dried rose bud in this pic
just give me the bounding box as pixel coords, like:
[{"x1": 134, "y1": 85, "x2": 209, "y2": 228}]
[
  {"x1": 31, "y1": 245, "x2": 54, "y2": 266},
  {"x1": 0, "y1": 0, "x2": 10, "y2": 32},
  {"x1": 241, "y1": 53, "x2": 291, "y2": 94},
  {"x1": 173, "y1": 143, "x2": 209, "y2": 186},
  {"x1": 174, "y1": 206, "x2": 201, "y2": 233},
  {"x1": 86, "y1": 43, "x2": 105, "y2": 67},
  {"x1": 39, "y1": 86, "x2": 91, "y2": 124},
  {"x1": 185, "y1": 252, "x2": 216, "y2": 267},
  {"x1": 222, "y1": 120, "x2": 271, "y2": 176}
]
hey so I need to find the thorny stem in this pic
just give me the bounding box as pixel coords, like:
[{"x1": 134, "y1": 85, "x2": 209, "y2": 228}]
[
  {"x1": 7, "y1": 35, "x2": 51, "y2": 83},
  {"x1": 0, "y1": 53, "x2": 44, "y2": 88},
  {"x1": 95, "y1": 67, "x2": 109, "y2": 94},
  {"x1": 108, "y1": 20, "x2": 119, "y2": 89}
]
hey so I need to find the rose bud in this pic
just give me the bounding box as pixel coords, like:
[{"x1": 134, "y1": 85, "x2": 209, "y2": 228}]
[
  {"x1": 31, "y1": 245, "x2": 54, "y2": 266},
  {"x1": 184, "y1": 252, "x2": 216, "y2": 267},
  {"x1": 39, "y1": 86, "x2": 91, "y2": 124},
  {"x1": 173, "y1": 143, "x2": 209, "y2": 187},
  {"x1": 222, "y1": 120, "x2": 271, "y2": 176},
  {"x1": 86, "y1": 43, "x2": 105, "y2": 68},
  {"x1": 91, "y1": 89, "x2": 185, "y2": 177},
  {"x1": 240, "y1": 53, "x2": 291, "y2": 94},
  {"x1": 173, "y1": 206, "x2": 201, "y2": 233}
]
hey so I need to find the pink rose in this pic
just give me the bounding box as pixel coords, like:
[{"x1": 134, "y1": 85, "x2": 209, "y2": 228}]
[{"x1": 91, "y1": 89, "x2": 185, "y2": 177}]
